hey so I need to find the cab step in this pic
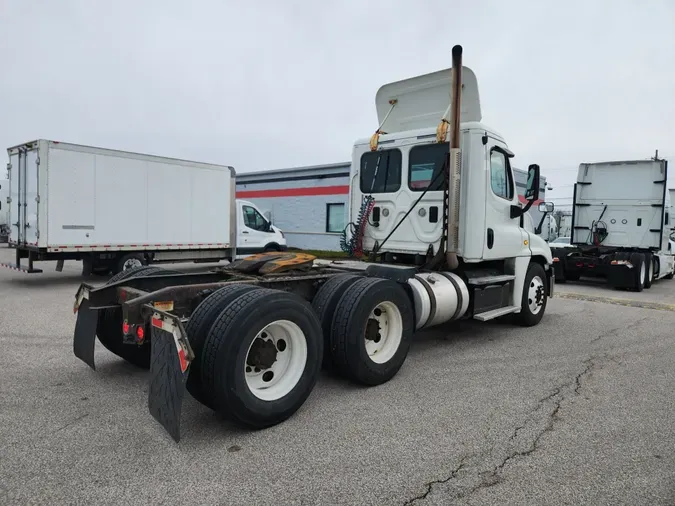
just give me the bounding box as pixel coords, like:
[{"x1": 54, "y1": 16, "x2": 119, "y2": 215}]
[
  {"x1": 473, "y1": 305, "x2": 520, "y2": 321},
  {"x1": 467, "y1": 274, "x2": 515, "y2": 285}
]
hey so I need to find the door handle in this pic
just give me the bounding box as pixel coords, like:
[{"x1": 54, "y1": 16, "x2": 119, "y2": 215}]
[
  {"x1": 487, "y1": 228, "x2": 494, "y2": 249},
  {"x1": 242, "y1": 231, "x2": 249, "y2": 234}
]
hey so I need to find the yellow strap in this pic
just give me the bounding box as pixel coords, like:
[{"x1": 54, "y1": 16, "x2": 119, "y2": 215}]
[{"x1": 436, "y1": 119, "x2": 449, "y2": 143}]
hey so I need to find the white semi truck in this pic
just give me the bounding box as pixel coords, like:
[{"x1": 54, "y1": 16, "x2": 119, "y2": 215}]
[
  {"x1": 550, "y1": 157, "x2": 675, "y2": 288},
  {"x1": 2, "y1": 141, "x2": 286, "y2": 274},
  {"x1": 71, "y1": 45, "x2": 555, "y2": 442}
]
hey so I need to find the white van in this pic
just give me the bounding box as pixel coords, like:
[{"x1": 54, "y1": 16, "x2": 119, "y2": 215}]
[{"x1": 236, "y1": 199, "x2": 287, "y2": 258}]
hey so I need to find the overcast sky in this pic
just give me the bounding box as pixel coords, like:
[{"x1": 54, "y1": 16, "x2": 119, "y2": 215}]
[{"x1": 2, "y1": 0, "x2": 674, "y2": 208}]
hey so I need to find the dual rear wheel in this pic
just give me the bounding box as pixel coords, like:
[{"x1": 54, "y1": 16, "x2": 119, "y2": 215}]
[{"x1": 185, "y1": 276, "x2": 415, "y2": 429}]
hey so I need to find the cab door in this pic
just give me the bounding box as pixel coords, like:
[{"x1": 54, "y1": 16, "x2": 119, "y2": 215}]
[{"x1": 482, "y1": 140, "x2": 528, "y2": 259}]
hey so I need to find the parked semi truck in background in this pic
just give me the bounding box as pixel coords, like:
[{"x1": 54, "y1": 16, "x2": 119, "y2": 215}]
[
  {"x1": 550, "y1": 157, "x2": 675, "y2": 289},
  {"x1": 2, "y1": 140, "x2": 286, "y2": 274},
  {"x1": 72, "y1": 45, "x2": 555, "y2": 442}
]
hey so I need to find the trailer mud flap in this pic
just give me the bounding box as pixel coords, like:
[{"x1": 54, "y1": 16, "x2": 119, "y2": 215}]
[
  {"x1": 73, "y1": 298, "x2": 98, "y2": 370},
  {"x1": 148, "y1": 311, "x2": 193, "y2": 443}
]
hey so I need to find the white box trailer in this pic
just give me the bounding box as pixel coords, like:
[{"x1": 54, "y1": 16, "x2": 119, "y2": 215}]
[
  {"x1": 550, "y1": 158, "x2": 675, "y2": 289},
  {"x1": 3, "y1": 140, "x2": 246, "y2": 274}
]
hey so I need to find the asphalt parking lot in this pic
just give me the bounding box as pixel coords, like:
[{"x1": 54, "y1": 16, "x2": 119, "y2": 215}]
[{"x1": 1, "y1": 249, "x2": 674, "y2": 506}]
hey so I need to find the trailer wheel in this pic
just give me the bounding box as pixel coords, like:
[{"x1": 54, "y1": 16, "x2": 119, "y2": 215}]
[
  {"x1": 644, "y1": 253, "x2": 654, "y2": 289},
  {"x1": 330, "y1": 277, "x2": 414, "y2": 386},
  {"x1": 311, "y1": 273, "x2": 361, "y2": 369},
  {"x1": 629, "y1": 253, "x2": 646, "y2": 292},
  {"x1": 514, "y1": 262, "x2": 548, "y2": 327},
  {"x1": 115, "y1": 253, "x2": 147, "y2": 274},
  {"x1": 185, "y1": 283, "x2": 260, "y2": 407},
  {"x1": 201, "y1": 288, "x2": 323, "y2": 429},
  {"x1": 97, "y1": 266, "x2": 171, "y2": 368}
]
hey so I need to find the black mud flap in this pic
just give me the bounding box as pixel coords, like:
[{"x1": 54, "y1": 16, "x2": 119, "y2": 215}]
[
  {"x1": 147, "y1": 312, "x2": 193, "y2": 443},
  {"x1": 73, "y1": 298, "x2": 98, "y2": 370}
]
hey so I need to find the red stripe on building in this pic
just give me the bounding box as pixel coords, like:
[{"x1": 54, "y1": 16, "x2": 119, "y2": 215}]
[
  {"x1": 237, "y1": 185, "x2": 543, "y2": 206},
  {"x1": 236, "y1": 185, "x2": 349, "y2": 199}
]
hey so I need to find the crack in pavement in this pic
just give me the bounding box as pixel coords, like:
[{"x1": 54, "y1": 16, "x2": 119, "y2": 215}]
[
  {"x1": 590, "y1": 316, "x2": 650, "y2": 343},
  {"x1": 403, "y1": 457, "x2": 469, "y2": 506},
  {"x1": 402, "y1": 356, "x2": 602, "y2": 505}
]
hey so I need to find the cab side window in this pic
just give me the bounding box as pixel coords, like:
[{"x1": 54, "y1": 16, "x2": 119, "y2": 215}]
[
  {"x1": 490, "y1": 149, "x2": 514, "y2": 200},
  {"x1": 243, "y1": 205, "x2": 268, "y2": 231}
]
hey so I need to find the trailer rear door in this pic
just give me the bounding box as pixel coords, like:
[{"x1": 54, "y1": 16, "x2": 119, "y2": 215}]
[{"x1": 7, "y1": 143, "x2": 40, "y2": 246}]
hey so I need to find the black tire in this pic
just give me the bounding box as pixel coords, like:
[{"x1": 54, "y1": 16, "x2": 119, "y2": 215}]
[
  {"x1": 185, "y1": 283, "x2": 260, "y2": 407},
  {"x1": 629, "y1": 253, "x2": 645, "y2": 292},
  {"x1": 97, "y1": 266, "x2": 170, "y2": 368},
  {"x1": 115, "y1": 253, "x2": 148, "y2": 274},
  {"x1": 514, "y1": 262, "x2": 548, "y2": 327},
  {"x1": 201, "y1": 288, "x2": 323, "y2": 429},
  {"x1": 263, "y1": 243, "x2": 281, "y2": 252},
  {"x1": 330, "y1": 277, "x2": 414, "y2": 386},
  {"x1": 311, "y1": 274, "x2": 362, "y2": 369},
  {"x1": 644, "y1": 252, "x2": 654, "y2": 289}
]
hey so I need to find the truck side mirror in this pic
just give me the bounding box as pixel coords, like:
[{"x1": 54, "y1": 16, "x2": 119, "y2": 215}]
[
  {"x1": 538, "y1": 202, "x2": 554, "y2": 213},
  {"x1": 525, "y1": 164, "x2": 540, "y2": 202}
]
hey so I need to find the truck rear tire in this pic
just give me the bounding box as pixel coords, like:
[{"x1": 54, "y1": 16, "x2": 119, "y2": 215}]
[
  {"x1": 311, "y1": 273, "x2": 361, "y2": 369},
  {"x1": 514, "y1": 262, "x2": 548, "y2": 327},
  {"x1": 329, "y1": 277, "x2": 414, "y2": 386},
  {"x1": 97, "y1": 266, "x2": 171, "y2": 368},
  {"x1": 629, "y1": 253, "x2": 646, "y2": 292},
  {"x1": 644, "y1": 253, "x2": 654, "y2": 289},
  {"x1": 201, "y1": 288, "x2": 323, "y2": 429},
  {"x1": 185, "y1": 283, "x2": 260, "y2": 407}
]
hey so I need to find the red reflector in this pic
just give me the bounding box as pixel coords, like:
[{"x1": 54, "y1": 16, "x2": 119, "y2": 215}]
[
  {"x1": 151, "y1": 317, "x2": 163, "y2": 329},
  {"x1": 588, "y1": 264, "x2": 595, "y2": 268},
  {"x1": 120, "y1": 290, "x2": 127, "y2": 301},
  {"x1": 122, "y1": 321, "x2": 130, "y2": 334},
  {"x1": 576, "y1": 262, "x2": 584, "y2": 268},
  {"x1": 136, "y1": 326, "x2": 145, "y2": 341},
  {"x1": 178, "y1": 348, "x2": 188, "y2": 373}
]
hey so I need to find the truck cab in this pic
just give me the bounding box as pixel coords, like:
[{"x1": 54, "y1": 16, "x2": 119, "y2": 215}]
[{"x1": 347, "y1": 63, "x2": 553, "y2": 321}]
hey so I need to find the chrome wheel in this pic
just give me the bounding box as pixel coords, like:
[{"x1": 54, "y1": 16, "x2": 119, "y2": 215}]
[{"x1": 528, "y1": 275, "x2": 545, "y2": 315}]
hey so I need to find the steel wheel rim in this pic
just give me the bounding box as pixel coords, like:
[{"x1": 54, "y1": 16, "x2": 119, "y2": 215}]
[
  {"x1": 528, "y1": 275, "x2": 545, "y2": 315},
  {"x1": 123, "y1": 258, "x2": 143, "y2": 270},
  {"x1": 365, "y1": 301, "x2": 403, "y2": 364},
  {"x1": 244, "y1": 320, "x2": 307, "y2": 401}
]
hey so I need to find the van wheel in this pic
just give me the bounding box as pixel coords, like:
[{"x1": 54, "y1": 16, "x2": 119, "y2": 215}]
[
  {"x1": 201, "y1": 288, "x2": 323, "y2": 428},
  {"x1": 311, "y1": 273, "x2": 361, "y2": 369},
  {"x1": 185, "y1": 283, "x2": 260, "y2": 408},
  {"x1": 514, "y1": 262, "x2": 548, "y2": 327},
  {"x1": 330, "y1": 277, "x2": 414, "y2": 386}
]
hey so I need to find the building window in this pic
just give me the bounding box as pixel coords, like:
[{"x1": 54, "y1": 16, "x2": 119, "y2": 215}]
[
  {"x1": 490, "y1": 149, "x2": 514, "y2": 200},
  {"x1": 408, "y1": 143, "x2": 448, "y2": 191},
  {"x1": 242, "y1": 205, "x2": 268, "y2": 231},
  {"x1": 360, "y1": 149, "x2": 402, "y2": 194},
  {"x1": 326, "y1": 203, "x2": 345, "y2": 233}
]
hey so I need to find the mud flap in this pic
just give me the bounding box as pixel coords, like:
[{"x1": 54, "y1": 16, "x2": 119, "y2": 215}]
[
  {"x1": 148, "y1": 312, "x2": 193, "y2": 443},
  {"x1": 73, "y1": 298, "x2": 98, "y2": 370}
]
